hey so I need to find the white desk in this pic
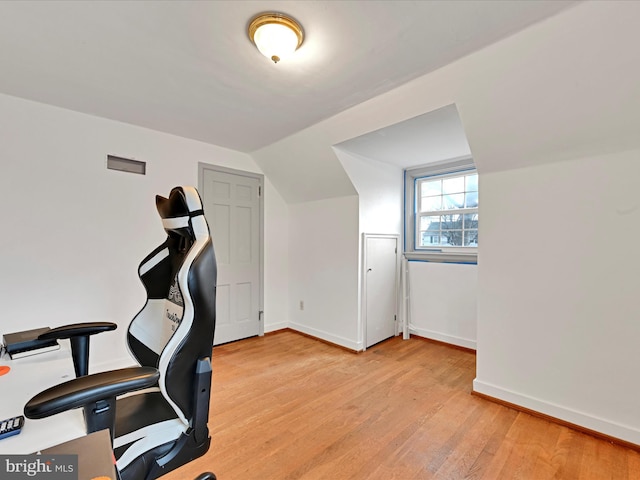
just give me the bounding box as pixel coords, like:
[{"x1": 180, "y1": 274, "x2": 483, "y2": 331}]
[{"x1": 0, "y1": 343, "x2": 87, "y2": 453}]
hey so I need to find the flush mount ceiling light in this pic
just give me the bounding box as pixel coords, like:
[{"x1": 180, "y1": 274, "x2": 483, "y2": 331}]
[{"x1": 248, "y1": 13, "x2": 304, "y2": 64}]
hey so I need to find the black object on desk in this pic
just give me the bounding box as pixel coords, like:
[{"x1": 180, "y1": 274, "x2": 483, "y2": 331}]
[
  {"x1": 0, "y1": 415, "x2": 24, "y2": 440},
  {"x1": 3, "y1": 327, "x2": 60, "y2": 359}
]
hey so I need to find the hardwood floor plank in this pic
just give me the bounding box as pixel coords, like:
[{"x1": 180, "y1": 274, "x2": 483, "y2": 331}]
[
  {"x1": 160, "y1": 331, "x2": 640, "y2": 480},
  {"x1": 549, "y1": 428, "x2": 586, "y2": 480}
]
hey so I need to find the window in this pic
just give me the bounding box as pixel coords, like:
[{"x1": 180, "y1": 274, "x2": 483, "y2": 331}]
[
  {"x1": 417, "y1": 171, "x2": 478, "y2": 247},
  {"x1": 404, "y1": 158, "x2": 477, "y2": 261}
]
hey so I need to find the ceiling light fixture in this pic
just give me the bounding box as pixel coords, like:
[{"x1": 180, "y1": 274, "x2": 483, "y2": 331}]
[{"x1": 248, "y1": 13, "x2": 304, "y2": 64}]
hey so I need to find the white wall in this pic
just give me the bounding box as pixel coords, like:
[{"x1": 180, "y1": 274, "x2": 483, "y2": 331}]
[
  {"x1": 475, "y1": 147, "x2": 640, "y2": 443},
  {"x1": 288, "y1": 195, "x2": 360, "y2": 350},
  {"x1": 263, "y1": 176, "x2": 289, "y2": 333},
  {"x1": 334, "y1": 149, "x2": 403, "y2": 237},
  {"x1": 408, "y1": 262, "x2": 477, "y2": 350},
  {"x1": 0, "y1": 93, "x2": 288, "y2": 370}
]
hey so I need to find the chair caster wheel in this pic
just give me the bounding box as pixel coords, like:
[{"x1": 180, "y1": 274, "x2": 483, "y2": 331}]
[{"x1": 194, "y1": 473, "x2": 216, "y2": 480}]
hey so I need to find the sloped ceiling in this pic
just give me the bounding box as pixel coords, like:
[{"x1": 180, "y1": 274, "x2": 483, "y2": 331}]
[
  {"x1": 334, "y1": 104, "x2": 471, "y2": 169},
  {"x1": 0, "y1": 1, "x2": 575, "y2": 155}
]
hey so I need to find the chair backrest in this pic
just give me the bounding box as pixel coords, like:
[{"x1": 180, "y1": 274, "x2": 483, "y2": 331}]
[{"x1": 127, "y1": 186, "x2": 216, "y2": 425}]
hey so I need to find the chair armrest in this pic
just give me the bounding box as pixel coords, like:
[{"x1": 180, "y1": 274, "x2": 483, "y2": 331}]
[
  {"x1": 38, "y1": 322, "x2": 117, "y2": 340},
  {"x1": 24, "y1": 366, "x2": 159, "y2": 419},
  {"x1": 38, "y1": 322, "x2": 118, "y2": 377}
]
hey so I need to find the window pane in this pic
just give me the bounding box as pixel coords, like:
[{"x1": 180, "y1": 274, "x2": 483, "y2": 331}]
[
  {"x1": 419, "y1": 215, "x2": 441, "y2": 247},
  {"x1": 465, "y1": 192, "x2": 478, "y2": 208},
  {"x1": 420, "y1": 215, "x2": 440, "y2": 231},
  {"x1": 421, "y1": 195, "x2": 442, "y2": 212},
  {"x1": 464, "y1": 229, "x2": 478, "y2": 246},
  {"x1": 443, "y1": 193, "x2": 464, "y2": 209},
  {"x1": 466, "y1": 174, "x2": 478, "y2": 192},
  {"x1": 443, "y1": 176, "x2": 465, "y2": 194},
  {"x1": 441, "y1": 230, "x2": 463, "y2": 246},
  {"x1": 440, "y1": 214, "x2": 463, "y2": 230},
  {"x1": 463, "y1": 213, "x2": 478, "y2": 229},
  {"x1": 420, "y1": 232, "x2": 442, "y2": 247},
  {"x1": 421, "y1": 179, "x2": 441, "y2": 197}
]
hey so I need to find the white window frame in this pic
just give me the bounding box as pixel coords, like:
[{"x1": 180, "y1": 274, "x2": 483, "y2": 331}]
[{"x1": 404, "y1": 156, "x2": 477, "y2": 263}]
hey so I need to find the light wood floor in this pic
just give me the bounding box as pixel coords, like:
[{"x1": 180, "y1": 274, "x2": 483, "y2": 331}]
[{"x1": 164, "y1": 330, "x2": 640, "y2": 479}]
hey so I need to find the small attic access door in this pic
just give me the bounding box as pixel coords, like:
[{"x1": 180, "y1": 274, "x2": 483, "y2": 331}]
[{"x1": 363, "y1": 234, "x2": 399, "y2": 349}]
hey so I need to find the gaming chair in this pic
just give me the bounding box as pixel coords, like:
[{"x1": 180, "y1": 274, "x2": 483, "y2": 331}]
[{"x1": 25, "y1": 186, "x2": 217, "y2": 480}]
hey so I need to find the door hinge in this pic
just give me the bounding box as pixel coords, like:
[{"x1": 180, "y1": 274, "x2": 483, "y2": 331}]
[
  {"x1": 259, "y1": 310, "x2": 264, "y2": 321},
  {"x1": 394, "y1": 315, "x2": 397, "y2": 322},
  {"x1": 258, "y1": 185, "x2": 262, "y2": 197}
]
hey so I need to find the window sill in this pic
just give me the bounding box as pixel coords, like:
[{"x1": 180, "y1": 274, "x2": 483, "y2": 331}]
[{"x1": 404, "y1": 250, "x2": 477, "y2": 264}]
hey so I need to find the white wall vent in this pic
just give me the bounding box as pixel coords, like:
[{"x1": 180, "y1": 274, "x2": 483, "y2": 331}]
[{"x1": 107, "y1": 155, "x2": 146, "y2": 175}]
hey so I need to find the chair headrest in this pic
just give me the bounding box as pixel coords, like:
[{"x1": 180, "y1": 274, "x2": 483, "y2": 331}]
[{"x1": 156, "y1": 186, "x2": 205, "y2": 237}]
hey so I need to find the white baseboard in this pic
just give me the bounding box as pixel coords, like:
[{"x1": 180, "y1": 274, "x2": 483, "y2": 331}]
[
  {"x1": 473, "y1": 379, "x2": 640, "y2": 446},
  {"x1": 264, "y1": 321, "x2": 288, "y2": 333},
  {"x1": 288, "y1": 322, "x2": 363, "y2": 351},
  {"x1": 409, "y1": 326, "x2": 476, "y2": 350}
]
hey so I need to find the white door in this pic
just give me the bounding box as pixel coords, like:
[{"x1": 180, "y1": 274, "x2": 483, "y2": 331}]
[
  {"x1": 200, "y1": 166, "x2": 262, "y2": 345},
  {"x1": 364, "y1": 235, "x2": 398, "y2": 348}
]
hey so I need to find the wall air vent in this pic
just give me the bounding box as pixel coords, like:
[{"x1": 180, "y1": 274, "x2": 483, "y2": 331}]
[{"x1": 107, "y1": 155, "x2": 146, "y2": 175}]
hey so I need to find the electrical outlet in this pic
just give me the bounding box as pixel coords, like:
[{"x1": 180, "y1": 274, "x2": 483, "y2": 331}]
[{"x1": 299, "y1": 300, "x2": 304, "y2": 311}]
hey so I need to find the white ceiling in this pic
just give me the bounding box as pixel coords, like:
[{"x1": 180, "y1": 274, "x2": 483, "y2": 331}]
[
  {"x1": 0, "y1": 1, "x2": 577, "y2": 154},
  {"x1": 335, "y1": 104, "x2": 471, "y2": 169}
]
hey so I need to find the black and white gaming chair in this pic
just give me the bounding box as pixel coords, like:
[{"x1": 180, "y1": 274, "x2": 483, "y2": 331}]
[{"x1": 25, "y1": 186, "x2": 217, "y2": 480}]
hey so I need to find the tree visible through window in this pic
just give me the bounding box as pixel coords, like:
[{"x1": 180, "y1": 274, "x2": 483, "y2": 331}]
[{"x1": 416, "y1": 171, "x2": 478, "y2": 248}]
